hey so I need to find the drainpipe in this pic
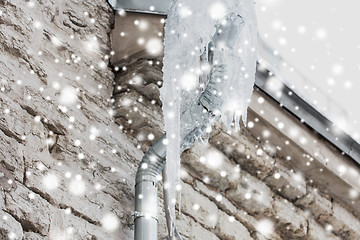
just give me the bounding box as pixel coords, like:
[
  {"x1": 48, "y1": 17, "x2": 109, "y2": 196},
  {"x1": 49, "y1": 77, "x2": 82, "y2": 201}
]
[
  {"x1": 134, "y1": 134, "x2": 167, "y2": 240},
  {"x1": 134, "y1": 70, "x2": 222, "y2": 239},
  {"x1": 134, "y1": 42, "x2": 226, "y2": 240},
  {"x1": 134, "y1": 87, "x2": 221, "y2": 240},
  {"x1": 133, "y1": 11, "x2": 245, "y2": 240},
  {"x1": 134, "y1": 38, "x2": 225, "y2": 239},
  {"x1": 107, "y1": 2, "x2": 249, "y2": 240}
]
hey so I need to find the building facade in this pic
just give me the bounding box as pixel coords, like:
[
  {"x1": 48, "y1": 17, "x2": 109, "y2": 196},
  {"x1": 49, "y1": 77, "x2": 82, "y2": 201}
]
[{"x1": 0, "y1": 1, "x2": 360, "y2": 239}]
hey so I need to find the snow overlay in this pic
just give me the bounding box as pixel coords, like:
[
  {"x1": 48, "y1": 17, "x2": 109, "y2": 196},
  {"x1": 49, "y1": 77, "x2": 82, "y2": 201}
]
[{"x1": 161, "y1": 0, "x2": 257, "y2": 237}]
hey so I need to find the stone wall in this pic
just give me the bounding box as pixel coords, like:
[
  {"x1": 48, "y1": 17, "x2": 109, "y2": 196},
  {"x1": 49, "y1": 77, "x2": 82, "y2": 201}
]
[
  {"x1": 1, "y1": 1, "x2": 360, "y2": 240},
  {"x1": 0, "y1": 0, "x2": 137, "y2": 239},
  {"x1": 113, "y1": 56, "x2": 360, "y2": 240}
]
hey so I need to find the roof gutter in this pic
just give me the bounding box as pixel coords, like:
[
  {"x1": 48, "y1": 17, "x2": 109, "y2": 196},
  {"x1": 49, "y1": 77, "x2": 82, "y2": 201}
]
[{"x1": 255, "y1": 57, "x2": 360, "y2": 165}]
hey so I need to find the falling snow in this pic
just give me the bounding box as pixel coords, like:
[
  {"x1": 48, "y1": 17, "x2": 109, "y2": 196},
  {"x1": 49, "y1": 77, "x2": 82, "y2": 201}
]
[
  {"x1": 43, "y1": 173, "x2": 60, "y2": 191},
  {"x1": 101, "y1": 213, "x2": 120, "y2": 233},
  {"x1": 256, "y1": 218, "x2": 274, "y2": 237},
  {"x1": 58, "y1": 86, "x2": 78, "y2": 106},
  {"x1": 1, "y1": 0, "x2": 359, "y2": 239}
]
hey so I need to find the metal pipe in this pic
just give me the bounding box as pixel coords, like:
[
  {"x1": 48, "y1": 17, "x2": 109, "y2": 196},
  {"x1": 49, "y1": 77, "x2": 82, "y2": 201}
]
[
  {"x1": 134, "y1": 11, "x2": 243, "y2": 240},
  {"x1": 134, "y1": 64, "x2": 224, "y2": 240},
  {"x1": 134, "y1": 135, "x2": 167, "y2": 240},
  {"x1": 134, "y1": 98, "x2": 220, "y2": 239}
]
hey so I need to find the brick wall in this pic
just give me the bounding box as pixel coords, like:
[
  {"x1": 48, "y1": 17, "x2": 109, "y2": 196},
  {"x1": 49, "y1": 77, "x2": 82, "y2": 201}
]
[{"x1": 1, "y1": 1, "x2": 360, "y2": 240}]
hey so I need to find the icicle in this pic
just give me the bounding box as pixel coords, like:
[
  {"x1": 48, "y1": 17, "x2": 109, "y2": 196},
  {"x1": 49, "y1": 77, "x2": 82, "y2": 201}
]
[
  {"x1": 161, "y1": 0, "x2": 257, "y2": 238},
  {"x1": 178, "y1": 183, "x2": 182, "y2": 216}
]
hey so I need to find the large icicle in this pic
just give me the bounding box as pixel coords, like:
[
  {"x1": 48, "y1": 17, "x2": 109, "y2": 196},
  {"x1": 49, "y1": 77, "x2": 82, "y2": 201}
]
[{"x1": 160, "y1": 0, "x2": 257, "y2": 237}]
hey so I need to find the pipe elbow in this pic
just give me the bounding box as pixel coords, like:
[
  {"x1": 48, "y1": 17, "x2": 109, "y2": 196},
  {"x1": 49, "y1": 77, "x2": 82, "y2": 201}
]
[{"x1": 135, "y1": 134, "x2": 167, "y2": 185}]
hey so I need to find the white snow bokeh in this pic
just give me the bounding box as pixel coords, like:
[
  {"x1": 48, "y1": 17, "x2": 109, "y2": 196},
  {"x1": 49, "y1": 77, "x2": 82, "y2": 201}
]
[
  {"x1": 101, "y1": 213, "x2": 120, "y2": 233},
  {"x1": 43, "y1": 173, "x2": 60, "y2": 191},
  {"x1": 33, "y1": 20, "x2": 42, "y2": 29},
  {"x1": 51, "y1": 36, "x2": 62, "y2": 47},
  {"x1": 49, "y1": 228, "x2": 73, "y2": 240},
  {"x1": 68, "y1": 177, "x2": 86, "y2": 196},
  {"x1": 256, "y1": 218, "x2": 274, "y2": 237},
  {"x1": 180, "y1": 72, "x2": 198, "y2": 91},
  {"x1": 146, "y1": 38, "x2": 163, "y2": 56},
  {"x1": 84, "y1": 36, "x2": 99, "y2": 53},
  {"x1": 58, "y1": 86, "x2": 78, "y2": 106},
  {"x1": 264, "y1": 76, "x2": 284, "y2": 97},
  {"x1": 349, "y1": 188, "x2": 359, "y2": 199},
  {"x1": 89, "y1": 126, "x2": 100, "y2": 140},
  {"x1": 208, "y1": 213, "x2": 218, "y2": 227},
  {"x1": 49, "y1": 210, "x2": 74, "y2": 240},
  {"x1": 7, "y1": 232, "x2": 17, "y2": 240},
  {"x1": 256, "y1": 0, "x2": 360, "y2": 142},
  {"x1": 203, "y1": 150, "x2": 224, "y2": 169},
  {"x1": 209, "y1": 2, "x2": 227, "y2": 20}
]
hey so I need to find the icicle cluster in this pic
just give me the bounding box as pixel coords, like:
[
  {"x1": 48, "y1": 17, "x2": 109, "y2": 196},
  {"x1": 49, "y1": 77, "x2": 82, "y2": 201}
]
[{"x1": 160, "y1": 0, "x2": 257, "y2": 237}]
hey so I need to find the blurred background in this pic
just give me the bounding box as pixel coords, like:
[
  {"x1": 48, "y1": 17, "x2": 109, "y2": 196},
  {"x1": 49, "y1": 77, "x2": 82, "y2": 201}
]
[{"x1": 256, "y1": 0, "x2": 360, "y2": 141}]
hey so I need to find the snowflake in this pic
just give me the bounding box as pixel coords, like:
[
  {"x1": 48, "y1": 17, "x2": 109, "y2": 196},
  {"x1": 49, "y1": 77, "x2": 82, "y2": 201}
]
[
  {"x1": 256, "y1": 218, "x2": 274, "y2": 237},
  {"x1": 101, "y1": 213, "x2": 120, "y2": 232}
]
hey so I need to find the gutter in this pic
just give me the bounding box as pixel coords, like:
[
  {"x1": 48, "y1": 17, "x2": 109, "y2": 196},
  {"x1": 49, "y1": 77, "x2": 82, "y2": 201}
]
[
  {"x1": 107, "y1": 0, "x2": 170, "y2": 15},
  {"x1": 254, "y1": 61, "x2": 360, "y2": 165}
]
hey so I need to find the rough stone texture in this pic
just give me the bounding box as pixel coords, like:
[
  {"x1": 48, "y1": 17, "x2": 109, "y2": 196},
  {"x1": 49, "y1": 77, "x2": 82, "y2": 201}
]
[
  {"x1": 1, "y1": 1, "x2": 360, "y2": 240},
  {"x1": 180, "y1": 183, "x2": 219, "y2": 229},
  {"x1": 215, "y1": 210, "x2": 252, "y2": 240},
  {"x1": 0, "y1": 0, "x2": 137, "y2": 239},
  {"x1": 306, "y1": 219, "x2": 340, "y2": 240},
  {"x1": 111, "y1": 52, "x2": 360, "y2": 240}
]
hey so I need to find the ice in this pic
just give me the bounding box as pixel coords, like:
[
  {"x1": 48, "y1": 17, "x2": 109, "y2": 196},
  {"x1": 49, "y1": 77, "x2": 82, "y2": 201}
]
[{"x1": 161, "y1": 0, "x2": 257, "y2": 237}]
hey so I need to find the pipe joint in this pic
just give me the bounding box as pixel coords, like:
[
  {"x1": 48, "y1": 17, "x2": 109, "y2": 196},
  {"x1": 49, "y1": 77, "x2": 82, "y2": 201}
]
[
  {"x1": 136, "y1": 146, "x2": 166, "y2": 184},
  {"x1": 134, "y1": 211, "x2": 159, "y2": 222}
]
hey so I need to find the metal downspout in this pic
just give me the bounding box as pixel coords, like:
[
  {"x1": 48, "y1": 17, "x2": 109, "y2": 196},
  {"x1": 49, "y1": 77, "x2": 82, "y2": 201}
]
[
  {"x1": 134, "y1": 58, "x2": 225, "y2": 239},
  {"x1": 134, "y1": 135, "x2": 167, "y2": 240},
  {"x1": 134, "y1": 84, "x2": 222, "y2": 240},
  {"x1": 134, "y1": 64, "x2": 225, "y2": 240},
  {"x1": 134, "y1": 12, "x2": 244, "y2": 240},
  {"x1": 134, "y1": 115, "x2": 219, "y2": 240}
]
